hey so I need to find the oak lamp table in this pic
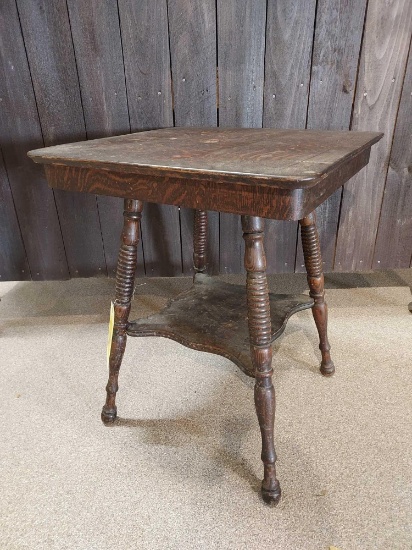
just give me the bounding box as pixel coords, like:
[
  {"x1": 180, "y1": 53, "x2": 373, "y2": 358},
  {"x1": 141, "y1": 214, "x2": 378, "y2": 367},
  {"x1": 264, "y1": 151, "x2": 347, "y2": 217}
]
[{"x1": 29, "y1": 128, "x2": 382, "y2": 505}]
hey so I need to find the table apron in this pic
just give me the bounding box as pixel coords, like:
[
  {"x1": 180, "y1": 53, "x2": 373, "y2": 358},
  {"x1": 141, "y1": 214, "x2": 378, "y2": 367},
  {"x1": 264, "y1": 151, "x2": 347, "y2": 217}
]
[{"x1": 43, "y1": 148, "x2": 370, "y2": 221}]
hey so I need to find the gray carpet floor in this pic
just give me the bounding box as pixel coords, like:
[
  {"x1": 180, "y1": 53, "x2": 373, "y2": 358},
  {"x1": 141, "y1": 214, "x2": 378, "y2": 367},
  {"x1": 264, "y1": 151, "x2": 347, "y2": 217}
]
[{"x1": 1, "y1": 271, "x2": 411, "y2": 550}]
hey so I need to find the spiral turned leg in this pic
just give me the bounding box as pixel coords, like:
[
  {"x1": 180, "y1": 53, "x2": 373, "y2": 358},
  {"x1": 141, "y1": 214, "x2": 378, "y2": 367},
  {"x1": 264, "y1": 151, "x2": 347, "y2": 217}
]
[
  {"x1": 300, "y1": 212, "x2": 335, "y2": 376},
  {"x1": 242, "y1": 215, "x2": 281, "y2": 505},
  {"x1": 193, "y1": 209, "x2": 208, "y2": 275},
  {"x1": 101, "y1": 199, "x2": 143, "y2": 424}
]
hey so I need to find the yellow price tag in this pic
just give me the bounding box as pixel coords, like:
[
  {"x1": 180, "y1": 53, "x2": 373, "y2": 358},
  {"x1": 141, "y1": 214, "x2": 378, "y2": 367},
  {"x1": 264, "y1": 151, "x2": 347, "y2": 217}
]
[{"x1": 107, "y1": 301, "x2": 114, "y2": 367}]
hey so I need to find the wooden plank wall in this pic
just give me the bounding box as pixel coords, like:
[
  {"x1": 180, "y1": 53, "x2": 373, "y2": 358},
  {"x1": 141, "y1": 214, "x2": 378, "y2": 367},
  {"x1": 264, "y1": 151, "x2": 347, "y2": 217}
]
[{"x1": 0, "y1": 0, "x2": 411, "y2": 281}]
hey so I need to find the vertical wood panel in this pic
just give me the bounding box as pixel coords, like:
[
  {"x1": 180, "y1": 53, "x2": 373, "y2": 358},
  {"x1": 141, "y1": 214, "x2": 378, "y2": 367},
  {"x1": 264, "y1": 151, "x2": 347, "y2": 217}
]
[
  {"x1": 1, "y1": 2, "x2": 412, "y2": 280},
  {"x1": 373, "y1": 42, "x2": 412, "y2": 269},
  {"x1": 66, "y1": 0, "x2": 129, "y2": 141},
  {"x1": 217, "y1": 0, "x2": 267, "y2": 274},
  {"x1": 118, "y1": 0, "x2": 182, "y2": 277},
  {"x1": 335, "y1": 0, "x2": 412, "y2": 272},
  {"x1": 0, "y1": 147, "x2": 30, "y2": 280},
  {"x1": 168, "y1": 0, "x2": 217, "y2": 128},
  {"x1": 308, "y1": 0, "x2": 368, "y2": 131},
  {"x1": 263, "y1": 0, "x2": 316, "y2": 130},
  {"x1": 263, "y1": 0, "x2": 316, "y2": 273},
  {"x1": 65, "y1": 0, "x2": 144, "y2": 277},
  {"x1": 0, "y1": 0, "x2": 68, "y2": 280},
  {"x1": 167, "y1": 0, "x2": 219, "y2": 275},
  {"x1": 295, "y1": 0, "x2": 368, "y2": 273},
  {"x1": 16, "y1": 0, "x2": 106, "y2": 277}
]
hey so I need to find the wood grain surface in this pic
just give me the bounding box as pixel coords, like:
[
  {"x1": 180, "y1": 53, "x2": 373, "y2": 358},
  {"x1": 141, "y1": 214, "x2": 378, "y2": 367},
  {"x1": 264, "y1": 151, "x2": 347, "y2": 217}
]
[
  {"x1": 263, "y1": 0, "x2": 316, "y2": 131},
  {"x1": 335, "y1": 0, "x2": 412, "y2": 271},
  {"x1": 1, "y1": 1, "x2": 411, "y2": 280},
  {"x1": 373, "y1": 42, "x2": 412, "y2": 269},
  {"x1": 16, "y1": 0, "x2": 106, "y2": 277},
  {"x1": 118, "y1": 0, "x2": 181, "y2": 276},
  {"x1": 0, "y1": 147, "x2": 30, "y2": 280},
  {"x1": 263, "y1": 0, "x2": 316, "y2": 273},
  {"x1": 217, "y1": 0, "x2": 267, "y2": 274},
  {"x1": 168, "y1": 0, "x2": 219, "y2": 274},
  {"x1": 31, "y1": 129, "x2": 380, "y2": 223},
  {"x1": 29, "y1": 128, "x2": 381, "y2": 184},
  {"x1": 296, "y1": 0, "x2": 368, "y2": 273},
  {"x1": 127, "y1": 274, "x2": 313, "y2": 377},
  {"x1": 66, "y1": 0, "x2": 143, "y2": 276},
  {"x1": 0, "y1": 0, "x2": 68, "y2": 280}
]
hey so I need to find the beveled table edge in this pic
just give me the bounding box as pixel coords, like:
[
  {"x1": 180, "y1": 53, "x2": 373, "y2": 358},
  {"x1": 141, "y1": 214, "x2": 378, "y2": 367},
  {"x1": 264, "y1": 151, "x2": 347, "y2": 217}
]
[{"x1": 27, "y1": 129, "x2": 383, "y2": 190}]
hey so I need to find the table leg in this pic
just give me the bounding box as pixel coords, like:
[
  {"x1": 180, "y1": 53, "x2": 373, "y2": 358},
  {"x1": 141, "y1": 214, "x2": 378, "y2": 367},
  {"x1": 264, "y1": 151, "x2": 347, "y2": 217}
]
[
  {"x1": 242, "y1": 215, "x2": 281, "y2": 505},
  {"x1": 193, "y1": 209, "x2": 207, "y2": 274},
  {"x1": 101, "y1": 199, "x2": 143, "y2": 423},
  {"x1": 299, "y1": 212, "x2": 335, "y2": 376}
]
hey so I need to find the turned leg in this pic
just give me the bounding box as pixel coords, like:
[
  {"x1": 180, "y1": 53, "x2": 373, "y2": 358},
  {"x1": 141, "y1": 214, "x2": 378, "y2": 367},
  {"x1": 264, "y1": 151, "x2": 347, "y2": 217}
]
[
  {"x1": 299, "y1": 212, "x2": 335, "y2": 376},
  {"x1": 193, "y1": 209, "x2": 208, "y2": 275},
  {"x1": 242, "y1": 215, "x2": 281, "y2": 505},
  {"x1": 101, "y1": 199, "x2": 143, "y2": 423}
]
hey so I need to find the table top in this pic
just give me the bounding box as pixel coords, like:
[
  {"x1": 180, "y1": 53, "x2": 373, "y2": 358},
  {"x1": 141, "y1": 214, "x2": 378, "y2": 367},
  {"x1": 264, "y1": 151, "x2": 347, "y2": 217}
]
[
  {"x1": 28, "y1": 128, "x2": 383, "y2": 220},
  {"x1": 29, "y1": 128, "x2": 382, "y2": 187}
]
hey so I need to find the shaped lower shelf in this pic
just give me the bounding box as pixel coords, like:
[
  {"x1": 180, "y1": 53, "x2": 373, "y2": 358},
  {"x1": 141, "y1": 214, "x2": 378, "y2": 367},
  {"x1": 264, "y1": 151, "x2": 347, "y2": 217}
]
[{"x1": 127, "y1": 274, "x2": 313, "y2": 377}]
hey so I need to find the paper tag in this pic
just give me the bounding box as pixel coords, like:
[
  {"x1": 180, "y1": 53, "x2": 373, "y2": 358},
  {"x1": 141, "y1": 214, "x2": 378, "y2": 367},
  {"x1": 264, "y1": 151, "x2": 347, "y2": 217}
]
[{"x1": 107, "y1": 301, "x2": 114, "y2": 367}]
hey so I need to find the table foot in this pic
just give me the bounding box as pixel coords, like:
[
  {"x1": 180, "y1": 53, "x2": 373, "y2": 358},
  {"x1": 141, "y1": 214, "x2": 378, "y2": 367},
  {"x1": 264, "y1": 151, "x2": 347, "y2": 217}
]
[
  {"x1": 101, "y1": 406, "x2": 117, "y2": 424},
  {"x1": 320, "y1": 359, "x2": 335, "y2": 377},
  {"x1": 261, "y1": 479, "x2": 282, "y2": 505}
]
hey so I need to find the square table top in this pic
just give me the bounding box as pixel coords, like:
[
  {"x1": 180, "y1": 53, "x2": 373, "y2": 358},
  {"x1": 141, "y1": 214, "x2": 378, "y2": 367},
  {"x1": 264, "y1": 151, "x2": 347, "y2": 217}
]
[
  {"x1": 29, "y1": 127, "x2": 382, "y2": 186},
  {"x1": 28, "y1": 128, "x2": 383, "y2": 220}
]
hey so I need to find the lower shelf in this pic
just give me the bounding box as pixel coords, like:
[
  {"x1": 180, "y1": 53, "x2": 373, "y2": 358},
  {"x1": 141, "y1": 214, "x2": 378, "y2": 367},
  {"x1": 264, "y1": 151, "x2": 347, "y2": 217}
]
[{"x1": 127, "y1": 274, "x2": 313, "y2": 377}]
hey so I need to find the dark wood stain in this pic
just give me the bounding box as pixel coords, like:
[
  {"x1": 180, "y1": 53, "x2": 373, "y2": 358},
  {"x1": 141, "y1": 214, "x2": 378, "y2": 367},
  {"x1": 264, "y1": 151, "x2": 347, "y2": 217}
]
[
  {"x1": 217, "y1": 0, "x2": 267, "y2": 274},
  {"x1": 168, "y1": 0, "x2": 217, "y2": 129},
  {"x1": 127, "y1": 274, "x2": 313, "y2": 377},
  {"x1": 118, "y1": 0, "x2": 182, "y2": 276},
  {"x1": 168, "y1": 0, "x2": 219, "y2": 275},
  {"x1": 0, "y1": 147, "x2": 30, "y2": 280},
  {"x1": 65, "y1": 0, "x2": 138, "y2": 277},
  {"x1": 118, "y1": 0, "x2": 173, "y2": 131},
  {"x1": 298, "y1": 0, "x2": 369, "y2": 273},
  {"x1": 1, "y1": 1, "x2": 411, "y2": 281},
  {"x1": 102, "y1": 199, "x2": 143, "y2": 424},
  {"x1": 264, "y1": 0, "x2": 316, "y2": 130},
  {"x1": 263, "y1": 0, "x2": 317, "y2": 274},
  {"x1": 30, "y1": 128, "x2": 381, "y2": 184},
  {"x1": 193, "y1": 209, "x2": 208, "y2": 274},
  {"x1": 39, "y1": 145, "x2": 370, "y2": 221},
  {"x1": 29, "y1": 126, "x2": 379, "y2": 504},
  {"x1": 300, "y1": 212, "x2": 334, "y2": 375},
  {"x1": 16, "y1": 0, "x2": 106, "y2": 277},
  {"x1": 30, "y1": 129, "x2": 381, "y2": 222},
  {"x1": 66, "y1": 0, "x2": 130, "y2": 141},
  {"x1": 0, "y1": 0, "x2": 68, "y2": 280},
  {"x1": 241, "y1": 214, "x2": 281, "y2": 504}
]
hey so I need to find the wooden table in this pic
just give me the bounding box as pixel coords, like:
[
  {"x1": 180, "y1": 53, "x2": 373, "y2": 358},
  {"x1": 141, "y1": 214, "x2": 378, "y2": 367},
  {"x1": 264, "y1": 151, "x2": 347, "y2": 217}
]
[{"x1": 29, "y1": 128, "x2": 382, "y2": 505}]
